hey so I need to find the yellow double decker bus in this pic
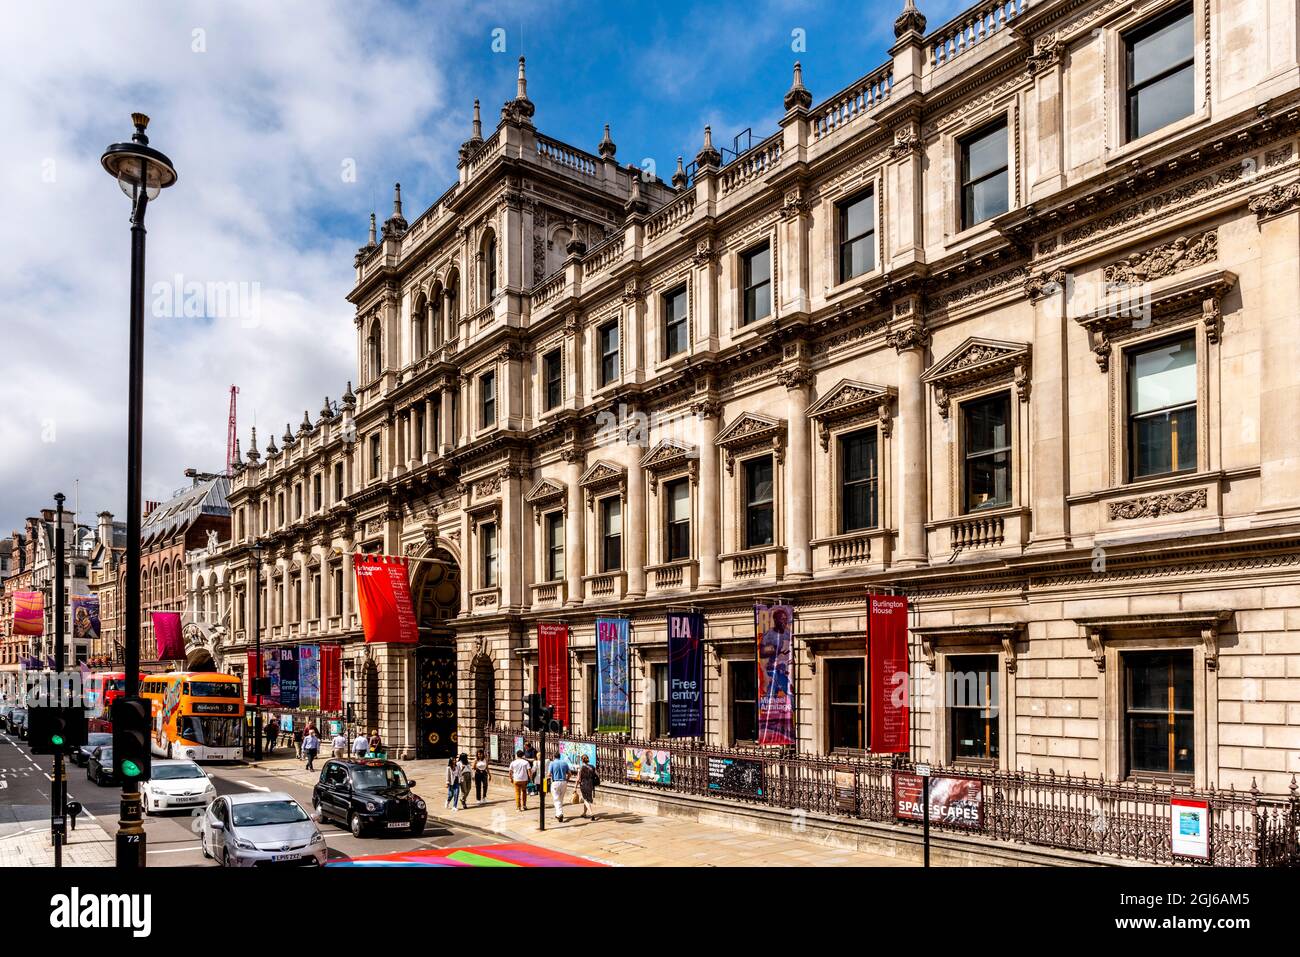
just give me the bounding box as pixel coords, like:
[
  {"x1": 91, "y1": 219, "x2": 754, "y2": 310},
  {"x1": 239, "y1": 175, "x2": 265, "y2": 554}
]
[{"x1": 141, "y1": 671, "x2": 245, "y2": 762}]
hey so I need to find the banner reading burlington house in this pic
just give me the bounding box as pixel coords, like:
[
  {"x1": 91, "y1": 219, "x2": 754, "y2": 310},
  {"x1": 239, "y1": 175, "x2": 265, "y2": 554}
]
[
  {"x1": 868, "y1": 594, "x2": 909, "y2": 753},
  {"x1": 538, "y1": 622, "x2": 570, "y2": 727},
  {"x1": 354, "y1": 554, "x2": 418, "y2": 643},
  {"x1": 595, "y1": 617, "x2": 629, "y2": 733},
  {"x1": 667, "y1": 611, "x2": 704, "y2": 737},
  {"x1": 755, "y1": 603, "x2": 795, "y2": 746}
]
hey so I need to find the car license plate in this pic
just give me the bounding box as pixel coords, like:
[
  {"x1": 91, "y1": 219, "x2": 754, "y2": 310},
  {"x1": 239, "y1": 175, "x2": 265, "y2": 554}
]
[
  {"x1": 386, "y1": 822, "x2": 408, "y2": 829},
  {"x1": 271, "y1": 853, "x2": 300, "y2": 862}
]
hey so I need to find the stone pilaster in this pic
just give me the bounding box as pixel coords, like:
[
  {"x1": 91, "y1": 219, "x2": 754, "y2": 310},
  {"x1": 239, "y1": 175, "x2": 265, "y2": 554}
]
[
  {"x1": 694, "y1": 397, "x2": 722, "y2": 589},
  {"x1": 564, "y1": 449, "x2": 585, "y2": 605},
  {"x1": 626, "y1": 440, "x2": 647, "y2": 598},
  {"x1": 778, "y1": 365, "x2": 813, "y2": 578},
  {"x1": 887, "y1": 313, "x2": 929, "y2": 567}
]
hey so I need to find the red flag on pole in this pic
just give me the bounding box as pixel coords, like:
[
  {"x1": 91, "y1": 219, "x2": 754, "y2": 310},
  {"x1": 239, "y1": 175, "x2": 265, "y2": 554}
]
[
  {"x1": 353, "y1": 554, "x2": 418, "y2": 644},
  {"x1": 538, "y1": 622, "x2": 570, "y2": 727},
  {"x1": 153, "y1": 611, "x2": 185, "y2": 661}
]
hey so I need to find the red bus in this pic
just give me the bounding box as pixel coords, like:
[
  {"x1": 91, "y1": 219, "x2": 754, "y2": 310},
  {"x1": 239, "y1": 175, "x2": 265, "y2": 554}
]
[{"x1": 85, "y1": 671, "x2": 145, "y2": 733}]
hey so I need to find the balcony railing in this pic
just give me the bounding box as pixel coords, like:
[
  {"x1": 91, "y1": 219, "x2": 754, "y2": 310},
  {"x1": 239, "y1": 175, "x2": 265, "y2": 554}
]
[
  {"x1": 536, "y1": 134, "x2": 600, "y2": 178},
  {"x1": 928, "y1": 0, "x2": 1030, "y2": 69},
  {"x1": 811, "y1": 65, "x2": 893, "y2": 142},
  {"x1": 645, "y1": 190, "x2": 696, "y2": 241}
]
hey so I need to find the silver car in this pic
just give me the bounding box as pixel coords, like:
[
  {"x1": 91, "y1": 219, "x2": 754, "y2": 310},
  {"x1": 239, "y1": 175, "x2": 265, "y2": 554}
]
[{"x1": 200, "y1": 792, "x2": 327, "y2": 867}]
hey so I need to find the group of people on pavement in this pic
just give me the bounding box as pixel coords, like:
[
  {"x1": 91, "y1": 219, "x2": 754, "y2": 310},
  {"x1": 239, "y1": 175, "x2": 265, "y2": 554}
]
[
  {"x1": 262, "y1": 715, "x2": 385, "y2": 771},
  {"x1": 444, "y1": 751, "x2": 492, "y2": 809},
  {"x1": 508, "y1": 746, "x2": 600, "y2": 822}
]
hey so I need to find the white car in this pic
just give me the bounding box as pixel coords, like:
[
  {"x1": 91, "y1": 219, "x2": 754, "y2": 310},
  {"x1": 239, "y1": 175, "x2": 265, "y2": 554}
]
[{"x1": 141, "y1": 759, "x2": 217, "y2": 814}]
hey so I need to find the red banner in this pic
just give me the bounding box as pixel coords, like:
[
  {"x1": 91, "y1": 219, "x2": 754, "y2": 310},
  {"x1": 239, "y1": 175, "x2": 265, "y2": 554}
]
[
  {"x1": 538, "y1": 622, "x2": 570, "y2": 727},
  {"x1": 868, "y1": 593, "x2": 909, "y2": 753},
  {"x1": 321, "y1": 644, "x2": 342, "y2": 712},
  {"x1": 152, "y1": 611, "x2": 185, "y2": 661},
  {"x1": 246, "y1": 651, "x2": 260, "y2": 704},
  {"x1": 354, "y1": 554, "x2": 418, "y2": 644}
]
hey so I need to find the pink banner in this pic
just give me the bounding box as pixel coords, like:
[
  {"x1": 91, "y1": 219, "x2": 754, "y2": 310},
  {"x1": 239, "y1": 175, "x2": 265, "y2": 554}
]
[
  {"x1": 13, "y1": 591, "x2": 43, "y2": 637},
  {"x1": 152, "y1": 611, "x2": 185, "y2": 661}
]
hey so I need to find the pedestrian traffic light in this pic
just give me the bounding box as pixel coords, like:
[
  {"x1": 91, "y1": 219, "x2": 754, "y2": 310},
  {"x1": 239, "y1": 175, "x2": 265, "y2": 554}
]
[
  {"x1": 111, "y1": 696, "x2": 152, "y2": 783},
  {"x1": 540, "y1": 703, "x2": 561, "y2": 735},
  {"x1": 525, "y1": 693, "x2": 542, "y2": 731},
  {"x1": 28, "y1": 705, "x2": 87, "y2": 755}
]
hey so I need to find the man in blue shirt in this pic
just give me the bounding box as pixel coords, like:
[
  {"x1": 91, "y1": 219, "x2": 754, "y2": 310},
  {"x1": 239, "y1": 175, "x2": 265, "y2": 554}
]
[{"x1": 546, "y1": 751, "x2": 572, "y2": 822}]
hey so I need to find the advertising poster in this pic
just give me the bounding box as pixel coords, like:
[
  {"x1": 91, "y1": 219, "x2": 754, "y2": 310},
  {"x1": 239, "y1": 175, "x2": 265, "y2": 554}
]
[
  {"x1": 667, "y1": 611, "x2": 704, "y2": 737},
  {"x1": 595, "y1": 617, "x2": 630, "y2": 733},
  {"x1": 265, "y1": 651, "x2": 282, "y2": 705},
  {"x1": 835, "y1": 770, "x2": 857, "y2": 813},
  {"x1": 353, "y1": 554, "x2": 418, "y2": 643},
  {"x1": 514, "y1": 735, "x2": 525, "y2": 757},
  {"x1": 297, "y1": 644, "x2": 320, "y2": 711},
  {"x1": 13, "y1": 591, "x2": 44, "y2": 636},
  {"x1": 559, "y1": 740, "x2": 597, "y2": 771},
  {"x1": 489, "y1": 733, "x2": 500, "y2": 763},
  {"x1": 707, "y1": 755, "x2": 765, "y2": 799},
  {"x1": 1171, "y1": 798, "x2": 1210, "y2": 859},
  {"x1": 624, "y1": 748, "x2": 672, "y2": 784},
  {"x1": 277, "y1": 648, "x2": 300, "y2": 709},
  {"x1": 868, "y1": 593, "x2": 910, "y2": 752},
  {"x1": 71, "y1": 596, "x2": 100, "y2": 644},
  {"x1": 152, "y1": 611, "x2": 184, "y2": 661},
  {"x1": 538, "y1": 622, "x2": 570, "y2": 728},
  {"x1": 893, "y1": 773, "x2": 985, "y2": 830},
  {"x1": 320, "y1": 645, "x2": 342, "y2": 712},
  {"x1": 755, "y1": 603, "x2": 795, "y2": 746}
]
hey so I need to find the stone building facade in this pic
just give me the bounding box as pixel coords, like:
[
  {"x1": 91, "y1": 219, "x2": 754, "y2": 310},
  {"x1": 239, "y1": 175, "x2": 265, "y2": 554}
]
[{"x1": 217, "y1": 0, "x2": 1300, "y2": 793}]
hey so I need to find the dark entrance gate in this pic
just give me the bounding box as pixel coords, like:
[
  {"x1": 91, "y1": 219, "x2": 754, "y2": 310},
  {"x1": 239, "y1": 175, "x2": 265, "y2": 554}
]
[{"x1": 416, "y1": 644, "x2": 457, "y2": 759}]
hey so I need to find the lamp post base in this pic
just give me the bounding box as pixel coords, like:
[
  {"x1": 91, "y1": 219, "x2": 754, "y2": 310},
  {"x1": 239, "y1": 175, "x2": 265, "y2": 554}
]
[{"x1": 115, "y1": 789, "x2": 146, "y2": 868}]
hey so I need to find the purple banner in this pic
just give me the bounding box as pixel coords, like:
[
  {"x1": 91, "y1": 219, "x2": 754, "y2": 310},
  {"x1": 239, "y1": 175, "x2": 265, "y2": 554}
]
[{"x1": 152, "y1": 611, "x2": 184, "y2": 661}]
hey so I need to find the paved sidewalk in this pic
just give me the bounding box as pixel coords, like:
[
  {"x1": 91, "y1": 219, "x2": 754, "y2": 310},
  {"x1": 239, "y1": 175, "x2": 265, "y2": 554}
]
[
  {"x1": 0, "y1": 817, "x2": 115, "y2": 867},
  {"x1": 250, "y1": 755, "x2": 911, "y2": 867}
]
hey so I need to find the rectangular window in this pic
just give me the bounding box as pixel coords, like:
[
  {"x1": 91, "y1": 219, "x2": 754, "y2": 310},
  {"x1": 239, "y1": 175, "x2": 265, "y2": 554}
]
[
  {"x1": 598, "y1": 321, "x2": 619, "y2": 387},
  {"x1": 838, "y1": 190, "x2": 876, "y2": 282},
  {"x1": 963, "y1": 393, "x2": 1012, "y2": 512},
  {"x1": 1128, "y1": 334, "x2": 1196, "y2": 480},
  {"x1": 948, "y1": 654, "x2": 999, "y2": 763},
  {"x1": 312, "y1": 573, "x2": 322, "y2": 621},
  {"x1": 543, "y1": 349, "x2": 563, "y2": 411},
  {"x1": 744, "y1": 457, "x2": 774, "y2": 549},
  {"x1": 334, "y1": 462, "x2": 344, "y2": 501},
  {"x1": 1124, "y1": 651, "x2": 1194, "y2": 780},
  {"x1": 544, "y1": 510, "x2": 565, "y2": 582},
  {"x1": 663, "y1": 286, "x2": 688, "y2": 359},
  {"x1": 333, "y1": 565, "x2": 343, "y2": 616},
  {"x1": 600, "y1": 497, "x2": 622, "y2": 573},
  {"x1": 261, "y1": 502, "x2": 268, "y2": 533},
  {"x1": 651, "y1": 663, "x2": 669, "y2": 739},
  {"x1": 960, "y1": 119, "x2": 1009, "y2": 230},
  {"x1": 827, "y1": 657, "x2": 866, "y2": 751},
  {"x1": 729, "y1": 660, "x2": 757, "y2": 744},
  {"x1": 486, "y1": 237, "x2": 498, "y2": 299},
  {"x1": 480, "y1": 522, "x2": 498, "y2": 588},
  {"x1": 840, "y1": 429, "x2": 879, "y2": 532},
  {"x1": 664, "y1": 478, "x2": 691, "y2": 561},
  {"x1": 742, "y1": 243, "x2": 772, "y2": 325},
  {"x1": 586, "y1": 663, "x2": 598, "y2": 733},
  {"x1": 1125, "y1": 4, "x2": 1195, "y2": 141},
  {"x1": 277, "y1": 493, "x2": 285, "y2": 525},
  {"x1": 415, "y1": 408, "x2": 425, "y2": 457},
  {"x1": 295, "y1": 485, "x2": 303, "y2": 519},
  {"x1": 480, "y1": 371, "x2": 496, "y2": 429},
  {"x1": 369, "y1": 434, "x2": 381, "y2": 480},
  {"x1": 312, "y1": 475, "x2": 322, "y2": 511}
]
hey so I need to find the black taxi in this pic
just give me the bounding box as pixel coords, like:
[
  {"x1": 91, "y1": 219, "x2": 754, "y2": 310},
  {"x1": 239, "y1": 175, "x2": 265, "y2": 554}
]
[{"x1": 311, "y1": 758, "x2": 428, "y2": 837}]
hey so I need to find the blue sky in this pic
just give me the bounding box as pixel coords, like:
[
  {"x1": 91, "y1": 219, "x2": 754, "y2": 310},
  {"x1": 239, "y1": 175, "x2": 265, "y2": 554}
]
[{"x1": 0, "y1": 0, "x2": 966, "y2": 534}]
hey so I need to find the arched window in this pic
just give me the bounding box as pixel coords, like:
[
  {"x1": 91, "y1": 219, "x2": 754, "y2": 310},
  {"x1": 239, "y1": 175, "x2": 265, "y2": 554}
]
[
  {"x1": 548, "y1": 225, "x2": 572, "y2": 276},
  {"x1": 412, "y1": 294, "x2": 426, "y2": 360},
  {"x1": 428, "y1": 282, "x2": 443, "y2": 349},
  {"x1": 368, "y1": 319, "x2": 383, "y2": 381},
  {"x1": 481, "y1": 229, "x2": 498, "y2": 302},
  {"x1": 162, "y1": 562, "x2": 172, "y2": 602},
  {"x1": 445, "y1": 270, "x2": 460, "y2": 339}
]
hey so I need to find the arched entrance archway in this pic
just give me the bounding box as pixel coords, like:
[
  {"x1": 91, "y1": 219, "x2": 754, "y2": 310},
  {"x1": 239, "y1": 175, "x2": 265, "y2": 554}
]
[
  {"x1": 182, "y1": 623, "x2": 217, "y2": 672},
  {"x1": 412, "y1": 545, "x2": 461, "y2": 759}
]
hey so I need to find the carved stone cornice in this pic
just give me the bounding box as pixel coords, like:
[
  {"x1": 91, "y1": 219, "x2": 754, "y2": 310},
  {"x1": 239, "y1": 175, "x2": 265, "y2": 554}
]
[
  {"x1": 781, "y1": 184, "x2": 811, "y2": 220},
  {"x1": 922, "y1": 337, "x2": 1032, "y2": 418},
  {"x1": 692, "y1": 237, "x2": 719, "y2": 267},
  {"x1": 1108, "y1": 488, "x2": 1208, "y2": 521},
  {"x1": 525, "y1": 478, "x2": 567, "y2": 521},
  {"x1": 886, "y1": 127, "x2": 921, "y2": 161},
  {"x1": 1103, "y1": 229, "x2": 1217, "y2": 286},
  {"x1": 775, "y1": 366, "x2": 815, "y2": 390},
  {"x1": 911, "y1": 622, "x2": 1025, "y2": 672},
  {"x1": 690, "y1": 396, "x2": 723, "y2": 420},
  {"x1": 806, "y1": 379, "x2": 897, "y2": 450},
  {"x1": 715, "y1": 412, "x2": 786, "y2": 475},
  {"x1": 1247, "y1": 179, "x2": 1300, "y2": 222},
  {"x1": 1075, "y1": 610, "x2": 1232, "y2": 671},
  {"x1": 884, "y1": 323, "x2": 929, "y2": 354},
  {"x1": 1024, "y1": 268, "x2": 1067, "y2": 302},
  {"x1": 1026, "y1": 33, "x2": 1064, "y2": 74}
]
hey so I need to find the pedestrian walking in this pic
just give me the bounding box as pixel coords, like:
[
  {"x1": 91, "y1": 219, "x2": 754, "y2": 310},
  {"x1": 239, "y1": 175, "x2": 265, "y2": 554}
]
[
  {"x1": 302, "y1": 728, "x2": 320, "y2": 771},
  {"x1": 331, "y1": 729, "x2": 348, "y2": 759},
  {"x1": 445, "y1": 756, "x2": 461, "y2": 810},
  {"x1": 546, "y1": 749, "x2": 573, "y2": 823},
  {"x1": 264, "y1": 716, "x2": 279, "y2": 755},
  {"x1": 509, "y1": 749, "x2": 531, "y2": 811},
  {"x1": 524, "y1": 741, "x2": 539, "y2": 796},
  {"x1": 473, "y1": 749, "x2": 490, "y2": 802},
  {"x1": 293, "y1": 725, "x2": 305, "y2": 758},
  {"x1": 458, "y1": 753, "x2": 473, "y2": 809},
  {"x1": 368, "y1": 730, "x2": 383, "y2": 759},
  {"x1": 576, "y1": 753, "x2": 600, "y2": 820},
  {"x1": 352, "y1": 729, "x2": 368, "y2": 759}
]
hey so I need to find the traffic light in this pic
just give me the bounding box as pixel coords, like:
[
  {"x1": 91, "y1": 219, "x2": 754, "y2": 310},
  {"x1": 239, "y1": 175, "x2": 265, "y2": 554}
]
[
  {"x1": 541, "y1": 703, "x2": 561, "y2": 735},
  {"x1": 111, "y1": 696, "x2": 152, "y2": 783},
  {"x1": 28, "y1": 706, "x2": 87, "y2": 755},
  {"x1": 524, "y1": 693, "x2": 542, "y2": 731}
]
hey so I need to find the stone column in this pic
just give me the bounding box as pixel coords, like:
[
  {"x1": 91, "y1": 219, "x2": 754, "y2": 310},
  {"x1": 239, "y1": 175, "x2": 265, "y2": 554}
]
[
  {"x1": 626, "y1": 444, "x2": 647, "y2": 598},
  {"x1": 887, "y1": 317, "x2": 929, "y2": 567},
  {"x1": 500, "y1": 466, "x2": 524, "y2": 613},
  {"x1": 779, "y1": 366, "x2": 813, "y2": 579},
  {"x1": 438, "y1": 384, "x2": 453, "y2": 454},
  {"x1": 693, "y1": 397, "x2": 722, "y2": 589},
  {"x1": 458, "y1": 485, "x2": 473, "y2": 617},
  {"x1": 564, "y1": 450, "x2": 585, "y2": 606},
  {"x1": 423, "y1": 397, "x2": 436, "y2": 464},
  {"x1": 1028, "y1": 280, "x2": 1069, "y2": 550}
]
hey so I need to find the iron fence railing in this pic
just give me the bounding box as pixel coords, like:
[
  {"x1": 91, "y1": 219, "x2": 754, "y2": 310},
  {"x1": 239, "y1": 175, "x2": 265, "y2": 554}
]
[{"x1": 484, "y1": 724, "x2": 1299, "y2": 867}]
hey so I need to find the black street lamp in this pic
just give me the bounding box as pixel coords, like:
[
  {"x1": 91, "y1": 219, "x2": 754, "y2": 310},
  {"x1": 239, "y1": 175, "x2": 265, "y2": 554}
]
[
  {"x1": 251, "y1": 540, "x2": 265, "y2": 760},
  {"x1": 101, "y1": 113, "x2": 177, "y2": 869}
]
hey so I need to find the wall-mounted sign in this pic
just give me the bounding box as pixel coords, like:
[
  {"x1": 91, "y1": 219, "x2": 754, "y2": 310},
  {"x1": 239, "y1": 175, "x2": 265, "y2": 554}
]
[
  {"x1": 1170, "y1": 797, "x2": 1210, "y2": 860},
  {"x1": 894, "y1": 773, "x2": 984, "y2": 830},
  {"x1": 707, "y1": 755, "x2": 765, "y2": 799}
]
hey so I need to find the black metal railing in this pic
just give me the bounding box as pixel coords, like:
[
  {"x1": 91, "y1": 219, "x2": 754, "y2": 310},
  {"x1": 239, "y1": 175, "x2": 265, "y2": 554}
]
[{"x1": 484, "y1": 725, "x2": 1299, "y2": 867}]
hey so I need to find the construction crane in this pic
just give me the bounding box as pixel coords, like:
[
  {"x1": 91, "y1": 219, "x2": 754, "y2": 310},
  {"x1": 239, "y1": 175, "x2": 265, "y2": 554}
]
[{"x1": 226, "y1": 384, "x2": 239, "y2": 476}]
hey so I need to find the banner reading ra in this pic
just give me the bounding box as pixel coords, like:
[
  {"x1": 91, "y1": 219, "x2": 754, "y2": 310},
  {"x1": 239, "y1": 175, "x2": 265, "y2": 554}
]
[{"x1": 667, "y1": 611, "x2": 704, "y2": 737}]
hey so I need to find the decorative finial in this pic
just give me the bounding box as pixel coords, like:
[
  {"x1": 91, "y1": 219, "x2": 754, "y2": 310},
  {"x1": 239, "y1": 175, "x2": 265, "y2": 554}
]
[
  {"x1": 625, "y1": 163, "x2": 648, "y2": 214},
  {"x1": 695, "y1": 125, "x2": 721, "y2": 170},
  {"x1": 283, "y1": 423, "x2": 294, "y2": 446},
  {"x1": 784, "y1": 61, "x2": 812, "y2": 111},
  {"x1": 894, "y1": 0, "x2": 927, "y2": 38},
  {"x1": 517, "y1": 56, "x2": 527, "y2": 99},
  {"x1": 368, "y1": 212, "x2": 377, "y2": 245},
  {"x1": 598, "y1": 123, "x2": 617, "y2": 161},
  {"x1": 565, "y1": 218, "x2": 587, "y2": 256},
  {"x1": 321, "y1": 396, "x2": 333, "y2": 420},
  {"x1": 342, "y1": 381, "x2": 355, "y2": 407},
  {"x1": 472, "y1": 98, "x2": 482, "y2": 139},
  {"x1": 300, "y1": 410, "x2": 312, "y2": 434},
  {"x1": 247, "y1": 427, "x2": 260, "y2": 462},
  {"x1": 131, "y1": 113, "x2": 151, "y2": 144},
  {"x1": 382, "y1": 184, "x2": 408, "y2": 239},
  {"x1": 392, "y1": 182, "x2": 403, "y2": 218},
  {"x1": 672, "y1": 155, "x2": 688, "y2": 190}
]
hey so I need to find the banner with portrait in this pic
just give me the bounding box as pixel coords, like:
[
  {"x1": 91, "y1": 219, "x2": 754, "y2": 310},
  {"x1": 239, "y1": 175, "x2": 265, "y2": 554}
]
[
  {"x1": 624, "y1": 747, "x2": 671, "y2": 784},
  {"x1": 13, "y1": 591, "x2": 43, "y2": 637},
  {"x1": 353, "y1": 553, "x2": 418, "y2": 643},
  {"x1": 71, "y1": 595, "x2": 100, "y2": 644},
  {"x1": 755, "y1": 603, "x2": 795, "y2": 746},
  {"x1": 667, "y1": 610, "x2": 704, "y2": 737},
  {"x1": 538, "y1": 622, "x2": 570, "y2": 728},
  {"x1": 152, "y1": 611, "x2": 184, "y2": 661},
  {"x1": 595, "y1": 617, "x2": 629, "y2": 733},
  {"x1": 297, "y1": 644, "x2": 320, "y2": 711},
  {"x1": 868, "y1": 593, "x2": 909, "y2": 753}
]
